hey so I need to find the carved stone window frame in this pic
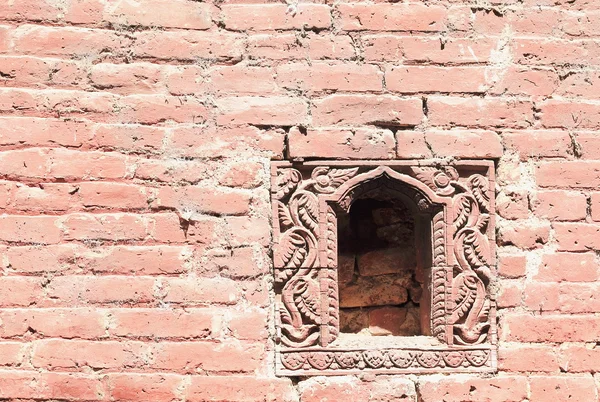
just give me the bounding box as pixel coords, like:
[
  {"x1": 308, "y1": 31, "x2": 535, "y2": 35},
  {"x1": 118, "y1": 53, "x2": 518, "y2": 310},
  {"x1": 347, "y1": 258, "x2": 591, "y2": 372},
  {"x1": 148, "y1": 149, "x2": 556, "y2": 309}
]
[{"x1": 271, "y1": 160, "x2": 497, "y2": 376}]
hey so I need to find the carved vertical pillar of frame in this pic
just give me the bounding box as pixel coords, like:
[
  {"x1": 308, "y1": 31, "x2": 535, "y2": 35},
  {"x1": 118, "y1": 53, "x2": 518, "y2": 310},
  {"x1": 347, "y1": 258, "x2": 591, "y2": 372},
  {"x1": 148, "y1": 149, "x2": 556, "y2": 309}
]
[{"x1": 271, "y1": 161, "x2": 497, "y2": 376}]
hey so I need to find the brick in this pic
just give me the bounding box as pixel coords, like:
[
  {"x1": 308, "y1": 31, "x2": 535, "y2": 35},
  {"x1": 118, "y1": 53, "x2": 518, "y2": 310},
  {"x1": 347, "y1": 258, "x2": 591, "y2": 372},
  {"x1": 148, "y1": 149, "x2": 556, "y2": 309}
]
[
  {"x1": 497, "y1": 221, "x2": 550, "y2": 249},
  {"x1": 247, "y1": 33, "x2": 355, "y2": 61},
  {"x1": 536, "y1": 161, "x2": 600, "y2": 188},
  {"x1": 0, "y1": 148, "x2": 48, "y2": 180},
  {"x1": 0, "y1": 308, "x2": 106, "y2": 339},
  {"x1": 154, "y1": 186, "x2": 251, "y2": 216},
  {"x1": 497, "y1": 281, "x2": 522, "y2": 308},
  {"x1": 90, "y1": 63, "x2": 163, "y2": 94},
  {"x1": 298, "y1": 377, "x2": 369, "y2": 402},
  {"x1": 135, "y1": 159, "x2": 211, "y2": 183},
  {"x1": 312, "y1": 95, "x2": 422, "y2": 126},
  {"x1": 307, "y1": 34, "x2": 356, "y2": 60},
  {"x1": 151, "y1": 341, "x2": 263, "y2": 372},
  {"x1": 105, "y1": 0, "x2": 213, "y2": 30},
  {"x1": 531, "y1": 190, "x2": 587, "y2": 221},
  {"x1": 209, "y1": 247, "x2": 267, "y2": 278},
  {"x1": 556, "y1": 70, "x2": 600, "y2": 98},
  {"x1": 426, "y1": 130, "x2": 503, "y2": 158},
  {"x1": 0, "y1": 371, "x2": 39, "y2": 399},
  {"x1": 79, "y1": 182, "x2": 149, "y2": 210},
  {"x1": 499, "y1": 345, "x2": 559, "y2": 372},
  {"x1": 93, "y1": 124, "x2": 165, "y2": 153},
  {"x1": 558, "y1": 283, "x2": 600, "y2": 313},
  {"x1": 515, "y1": 39, "x2": 600, "y2": 66},
  {"x1": 109, "y1": 309, "x2": 217, "y2": 339},
  {"x1": 418, "y1": 375, "x2": 528, "y2": 402},
  {"x1": 241, "y1": 279, "x2": 270, "y2": 308},
  {"x1": 561, "y1": 10, "x2": 600, "y2": 37},
  {"x1": 4, "y1": 244, "x2": 76, "y2": 274},
  {"x1": 502, "y1": 313, "x2": 600, "y2": 342},
  {"x1": 108, "y1": 373, "x2": 182, "y2": 402},
  {"x1": 554, "y1": 223, "x2": 600, "y2": 251},
  {"x1": 473, "y1": 8, "x2": 560, "y2": 36},
  {"x1": 133, "y1": 31, "x2": 244, "y2": 62},
  {"x1": 149, "y1": 214, "x2": 212, "y2": 245},
  {"x1": 0, "y1": 276, "x2": 41, "y2": 307},
  {"x1": 338, "y1": 4, "x2": 447, "y2": 32},
  {"x1": 0, "y1": 342, "x2": 22, "y2": 366},
  {"x1": 428, "y1": 97, "x2": 533, "y2": 128},
  {"x1": 61, "y1": 213, "x2": 148, "y2": 242},
  {"x1": 536, "y1": 252, "x2": 600, "y2": 282},
  {"x1": 49, "y1": 149, "x2": 128, "y2": 181},
  {"x1": 502, "y1": 130, "x2": 572, "y2": 160},
  {"x1": 386, "y1": 66, "x2": 488, "y2": 94},
  {"x1": 211, "y1": 65, "x2": 278, "y2": 95},
  {"x1": 46, "y1": 276, "x2": 155, "y2": 305},
  {"x1": 491, "y1": 68, "x2": 558, "y2": 96},
  {"x1": 339, "y1": 276, "x2": 409, "y2": 308},
  {"x1": 166, "y1": 66, "x2": 207, "y2": 95},
  {"x1": 369, "y1": 377, "x2": 417, "y2": 401},
  {"x1": 227, "y1": 310, "x2": 269, "y2": 341},
  {"x1": 277, "y1": 62, "x2": 382, "y2": 93},
  {"x1": 0, "y1": 56, "x2": 80, "y2": 89},
  {"x1": 289, "y1": 127, "x2": 396, "y2": 159},
  {"x1": 216, "y1": 96, "x2": 307, "y2": 126},
  {"x1": 560, "y1": 346, "x2": 600, "y2": 373},
  {"x1": 75, "y1": 245, "x2": 190, "y2": 275},
  {"x1": 396, "y1": 131, "x2": 432, "y2": 159},
  {"x1": 541, "y1": 100, "x2": 600, "y2": 129},
  {"x1": 592, "y1": 192, "x2": 600, "y2": 221},
  {"x1": 13, "y1": 26, "x2": 132, "y2": 59},
  {"x1": 65, "y1": 0, "x2": 104, "y2": 24},
  {"x1": 39, "y1": 372, "x2": 105, "y2": 401},
  {"x1": 0, "y1": 89, "x2": 118, "y2": 120},
  {"x1": 13, "y1": 183, "x2": 80, "y2": 213},
  {"x1": 224, "y1": 217, "x2": 270, "y2": 247},
  {"x1": 162, "y1": 277, "x2": 238, "y2": 305},
  {"x1": 0, "y1": 215, "x2": 61, "y2": 244},
  {"x1": 363, "y1": 35, "x2": 496, "y2": 64},
  {"x1": 524, "y1": 282, "x2": 559, "y2": 311},
  {"x1": 0, "y1": 0, "x2": 63, "y2": 22},
  {"x1": 119, "y1": 95, "x2": 209, "y2": 125},
  {"x1": 32, "y1": 339, "x2": 147, "y2": 370},
  {"x1": 187, "y1": 376, "x2": 297, "y2": 402},
  {"x1": 170, "y1": 126, "x2": 284, "y2": 159},
  {"x1": 218, "y1": 161, "x2": 264, "y2": 189},
  {"x1": 496, "y1": 190, "x2": 529, "y2": 220},
  {"x1": 222, "y1": 4, "x2": 330, "y2": 31},
  {"x1": 529, "y1": 375, "x2": 597, "y2": 401},
  {"x1": 498, "y1": 254, "x2": 527, "y2": 278},
  {"x1": 576, "y1": 132, "x2": 600, "y2": 159},
  {"x1": 0, "y1": 117, "x2": 88, "y2": 149}
]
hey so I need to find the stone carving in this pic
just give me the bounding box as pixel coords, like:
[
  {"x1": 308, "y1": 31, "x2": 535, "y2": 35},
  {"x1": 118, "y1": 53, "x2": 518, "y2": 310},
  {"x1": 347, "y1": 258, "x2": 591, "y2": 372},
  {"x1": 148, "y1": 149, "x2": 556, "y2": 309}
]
[
  {"x1": 271, "y1": 161, "x2": 497, "y2": 375},
  {"x1": 450, "y1": 174, "x2": 492, "y2": 345},
  {"x1": 278, "y1": 347, "x2": 492, "y2": 374}
]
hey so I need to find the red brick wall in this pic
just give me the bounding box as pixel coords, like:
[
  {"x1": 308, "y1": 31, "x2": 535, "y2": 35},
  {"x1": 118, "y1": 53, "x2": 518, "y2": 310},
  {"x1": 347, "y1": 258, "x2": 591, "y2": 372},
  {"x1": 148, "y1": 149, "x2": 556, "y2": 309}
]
[{"x1": 0, "y1": 0, "x2": 598, "y2": 400}]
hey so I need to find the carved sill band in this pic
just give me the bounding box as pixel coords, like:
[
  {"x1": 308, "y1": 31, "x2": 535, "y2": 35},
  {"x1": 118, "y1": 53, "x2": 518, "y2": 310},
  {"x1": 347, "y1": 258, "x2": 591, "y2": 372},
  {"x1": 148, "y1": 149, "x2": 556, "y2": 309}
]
[{"x1": 277, "y1": 346, "x2": 496, "y2": 376}]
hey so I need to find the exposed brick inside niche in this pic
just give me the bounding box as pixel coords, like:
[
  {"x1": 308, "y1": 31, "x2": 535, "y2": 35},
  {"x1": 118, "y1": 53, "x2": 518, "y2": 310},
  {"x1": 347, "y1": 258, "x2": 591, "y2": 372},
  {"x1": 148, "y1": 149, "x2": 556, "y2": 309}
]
[{"x1": 338, "y1": 197, "x2": 423, "y2": 336}]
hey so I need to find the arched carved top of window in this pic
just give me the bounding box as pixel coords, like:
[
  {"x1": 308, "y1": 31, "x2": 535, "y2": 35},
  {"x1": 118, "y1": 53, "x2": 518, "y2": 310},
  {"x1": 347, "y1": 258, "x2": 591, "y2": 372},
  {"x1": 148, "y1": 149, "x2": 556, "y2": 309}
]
[{"x1": 271, "y1": 160, "x2": 497, "y2": 376}]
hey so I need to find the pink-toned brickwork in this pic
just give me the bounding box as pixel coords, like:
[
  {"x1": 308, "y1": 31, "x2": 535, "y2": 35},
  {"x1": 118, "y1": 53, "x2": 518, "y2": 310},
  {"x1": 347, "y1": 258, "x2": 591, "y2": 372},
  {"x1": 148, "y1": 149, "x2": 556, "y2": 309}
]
[{"x1": 0, "y1": 0, "x2": 599, "y2": 400}]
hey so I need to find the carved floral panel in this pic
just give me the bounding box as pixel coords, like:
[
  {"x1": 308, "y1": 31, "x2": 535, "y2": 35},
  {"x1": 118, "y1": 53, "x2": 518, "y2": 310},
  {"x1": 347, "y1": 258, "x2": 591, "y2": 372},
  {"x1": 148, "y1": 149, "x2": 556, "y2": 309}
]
[{"x1": 271, "y1": 160, "x2": 497, "y2": 376}]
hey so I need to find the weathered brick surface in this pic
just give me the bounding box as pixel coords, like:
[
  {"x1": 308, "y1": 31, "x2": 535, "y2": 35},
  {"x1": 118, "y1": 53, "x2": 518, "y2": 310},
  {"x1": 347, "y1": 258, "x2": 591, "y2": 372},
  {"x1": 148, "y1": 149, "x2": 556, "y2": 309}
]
[{"x1": 0, "y1": 1, "x2": 598, "y2": 400}]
